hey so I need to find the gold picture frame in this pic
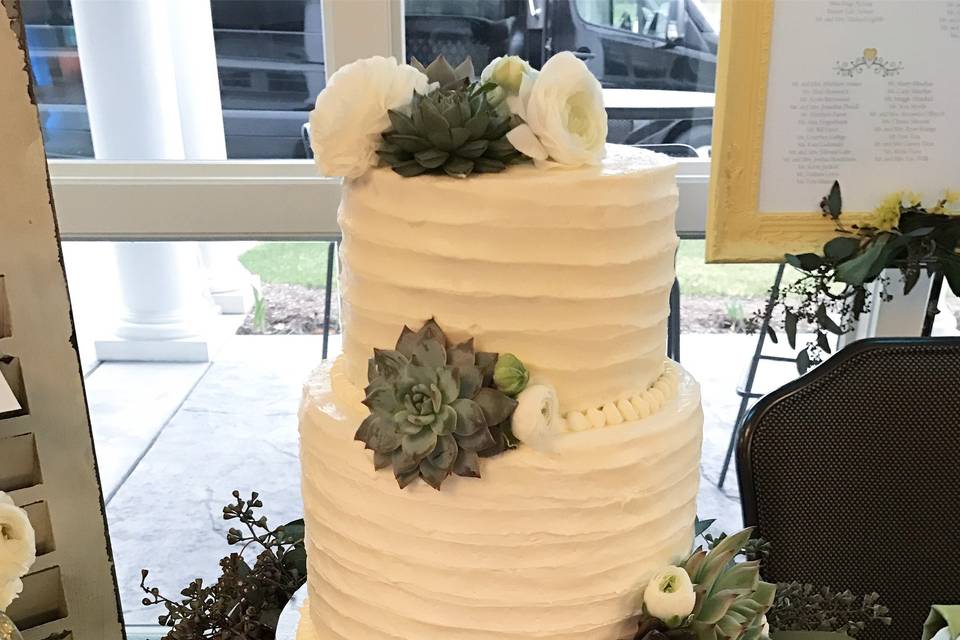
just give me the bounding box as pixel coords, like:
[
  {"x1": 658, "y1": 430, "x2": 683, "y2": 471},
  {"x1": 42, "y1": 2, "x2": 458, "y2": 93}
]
[{"x1": 705, "y1": 0, "x2": 872, "y2": 263}]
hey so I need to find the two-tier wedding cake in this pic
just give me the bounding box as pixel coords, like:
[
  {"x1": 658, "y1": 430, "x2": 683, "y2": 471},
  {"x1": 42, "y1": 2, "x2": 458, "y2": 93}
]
[{"x1": 298, "y1": 53, "x2": 704, "y2": 640}]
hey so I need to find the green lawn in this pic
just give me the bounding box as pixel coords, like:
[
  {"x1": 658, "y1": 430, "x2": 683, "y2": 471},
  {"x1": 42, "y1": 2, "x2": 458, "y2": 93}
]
[
  {"x1": 676, "y1": 240, "x2": 787, "y2": 298},
  {"x1": 240, "y1": 240, "x2": 785, "y2": 298},
  {"x1": 239, "y1": 242, "x2": 334, "y2": 289}
]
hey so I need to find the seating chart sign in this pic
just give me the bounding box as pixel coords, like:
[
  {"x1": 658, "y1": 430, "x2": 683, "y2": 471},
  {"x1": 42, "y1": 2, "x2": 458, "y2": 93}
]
[
  {"x1": 706, "y1": 0, "x2": 960, "y2": 262},
  {"x1": 759, "y1": 0, "x2": 960, "y2": 213}
]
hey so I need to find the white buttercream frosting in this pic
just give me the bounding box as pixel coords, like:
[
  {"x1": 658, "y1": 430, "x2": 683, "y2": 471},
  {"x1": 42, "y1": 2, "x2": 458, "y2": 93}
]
[
  {"x1": 338, "y1": 144, "x2": 679, "y2": 413},
  {"x1": 299, "y1": 358, "x2": 703, "y2": 640}
]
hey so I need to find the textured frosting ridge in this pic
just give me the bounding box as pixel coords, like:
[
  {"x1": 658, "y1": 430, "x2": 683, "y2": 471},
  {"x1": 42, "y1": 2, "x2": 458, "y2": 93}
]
[
  {"x1": 299, "y1": 359, "x2": 703, "y2": 640},
  {"x1": 338, "y1": 144, "x2": 679, "y2": 413}
]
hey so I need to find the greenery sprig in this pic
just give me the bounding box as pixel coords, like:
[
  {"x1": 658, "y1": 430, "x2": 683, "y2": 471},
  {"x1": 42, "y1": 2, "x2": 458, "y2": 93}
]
[
  {"x1": 376, "y1": 56, "x2": 525, "y2": 178},
  {"x1": 768, "y1": 582, "x2": 891, "y2": 637},
  {"x1": 140, "y1": 491, "x2": 306, "y2": 640},
  {"x1": 758, "y1": 182, "x2": 960, "y2": 373}
]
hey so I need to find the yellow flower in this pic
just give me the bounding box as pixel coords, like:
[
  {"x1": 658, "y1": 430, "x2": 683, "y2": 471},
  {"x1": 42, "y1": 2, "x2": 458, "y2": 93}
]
[{"x1": 870, "y1": 192, "x2": 903, "y2": 231}]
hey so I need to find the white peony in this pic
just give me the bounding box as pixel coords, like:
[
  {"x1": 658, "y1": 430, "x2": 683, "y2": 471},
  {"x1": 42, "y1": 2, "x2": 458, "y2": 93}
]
[
  {"x1": 309, "y1": 56, "x2": 431, "y2": 179},
  {"x1": 0, "y1": 577, "x2": 22, "y2": 612},
  {"x1": 0, "y1": 492, "x2": 35, "y2": 591},
  {"x1": 505, "y1": 51, "x2": 607, "y2": 167},
  {"x1": 510, "y1": 384, "x2": 565, "y2": 451},
  {"x1": 643, "y1": 565, "x2": 696, "y2": 625}
]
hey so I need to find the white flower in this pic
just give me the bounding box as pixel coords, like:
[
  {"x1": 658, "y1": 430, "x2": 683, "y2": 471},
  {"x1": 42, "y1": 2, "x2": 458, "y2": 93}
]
[
  {"x1": 481, "y1": 55, "x2": 538, "y2": 108},
  {"x1": 930, "y1": 628, "x2": 954, "y2": 640},
  {"x1": 643, "y1": 566, "x2": 696, "y2": 625},
  {"x1": 505, "y1": 51, "x2": 607, "y2": 167},
  {"x1": 760, "y1": 615, "x2": 770, "y2": 638},
  {"x1": 511, "y1": 384, "x2": 565, "y2": 451},
  {"x1": 309, "y1": 56, "x2": 431, "y2": 179},
  {"x1": 0, "y1": 577, "x2": 22, "y2": 612},
  {"x1": 0, "y1": 492, "x2": 35, "y2": 587}
]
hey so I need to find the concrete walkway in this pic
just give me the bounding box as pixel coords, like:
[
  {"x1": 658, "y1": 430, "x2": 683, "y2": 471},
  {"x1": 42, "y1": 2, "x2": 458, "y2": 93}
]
[{"x1": 88, "y1": 332, "x2": 789, "y2": 625}]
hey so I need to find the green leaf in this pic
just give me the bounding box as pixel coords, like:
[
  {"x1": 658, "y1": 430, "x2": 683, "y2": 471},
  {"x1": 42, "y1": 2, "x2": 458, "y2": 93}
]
[
  {"x1": 475, "y1": 351, "x2": 498, "y2": 385},
  {"x1": 395, "y1": 325, "x2": 418, "y2": 357},
  {"x1": 387, "y1": 109, "x2": 417, "y2": 135},
  {"x1": 417, "y1": 318, "x2": 447, "y2": 344},
  {"x1": 696, "y1": 592, "x2": 738, "y2": 624},
  {"x1": 455, "y1": 425, "x2": 496, "y2": 452},
  {"x1": 452, "y1": 397, "x2": 486, "y2": 435},
  {"x1": 402, "y1": 429, "x2": 437, "y2": 459},
  {"x1": 365, "y1": 415, "x2": 403, "y2": 453},
  {"x1": 944, "y1": 259, "x2": 960, "y2": 296},
  {"x1": 418, "y1": 458, "x2": 449, "y2": 490},
  {"x1": 765, "y1": 325, "x2": 779, "y2": 344},
  {"x1": 373, "y1": 450, "x2": 391, "y2": 470},
  {"x1": 276, "y1": 519, "x2": 305, "y2": 544},
  {"x1": 784, "y1": 311, "x2": 798, "y2": 350},
  {"x1": 458, "y1": 366, "x2": 483, "y2": 400},
  {"x1": 823, "y1": 236, "x2": 860, "y2": 261},
  {"x1": 473, "y1": 157, "x2": 507, "y2": 173},
  {"x1": 441, "y1": 102, "x2": 464, "y2": 128},
  {"x1": 373, "y1": 348, "x2": 407, "y2": 379},
  {"x1": 447, "y1": 338, "x2": 475, "y2": 367},
  {"x1": 436, "y1": 368, "x2": 459, "y2": 404},
  {"x1": 427, "y1": 128, "x2": 455, "y2": 151},
  {"x1": 457, "y1": 139, "x2": 489, "y2": 159},
  {"x1": 429, "y1": 433, "x2": 458, "y2": 471},
  {"x1": 713, "y1": 560, "x2": 760, "y2": 595},
  {"x1": 852, "y1": 287, "x2": 868, "y2": 318},
  {"x1": 410, "y1": 338, "x2": 446, "y2": 369},
  {"x1": 432, "y1": 404, "x2": 458, "y2": 435},
  {"x1": 450, "y1": 127, "x2": 470, "y2": 148},
  {"x1": 453, "y1": 448, "x2": 480, "y2": 478},
  {"x1": 816, "y1": 330, "x2": 832, "y2": 354},
  {"x1": 362, "y1": 381, "x2": 399, "y2": 413},
  {"x1": 694, "y1": 517, "x2": 716, "y2": 537},
  {"x1": 835, "y1": 234, "x2": 890, "y2": 285},
  {"x1": 387, "y1": 134, "x2": 431, "y2": 153},
  {"x1": 392, "y1": 160, "x2": 428, "y2": 177},
  {"x1": 414, "y1": 148, "x2": 449, "y2": 169},
  {"x1": 443, "y1": 155, "x2": 474, "y2": 177},
  {"x1": 797, "y1": 348, "x2": 812, "y2": 374},
  {"x1": 464, "y1": 112, "x2": 489, "y2": 139},
  {"x1": 395, "y1": 465, "x2": 420, "y2": 489},
  {"x1": 786, "y1": 253, "x2": 823, "y2": 272},
  {"x1": 474, "y1": 387, "x2": 518, "y2": 425},
  {"x1": 815, "y1": 304, "x2": 844, "y2": 335},
  {"x1": 825, "y1": 180, "x2": 842, "y2": 219},
  {"x1": 392, "y1": 448, "x2": 419, "y2": 474}
]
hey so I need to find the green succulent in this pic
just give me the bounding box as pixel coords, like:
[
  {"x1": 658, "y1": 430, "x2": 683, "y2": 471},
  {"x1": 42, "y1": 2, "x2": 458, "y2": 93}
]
[
  {"x1": 410, "y1": 55, "x2": 474, "y2": 91},
  {"x1": 377, "y1": 57, "x2": 525, "y2": 178},
  {"x1": 355, "y1": 319, "x2": 522, "y2": 490},
  {"x1": 636, "y1": 528, "x2": 776, "y2": 640},
  {"x1": 682, "y1": 528, "x2": 777, "y2": 640}
]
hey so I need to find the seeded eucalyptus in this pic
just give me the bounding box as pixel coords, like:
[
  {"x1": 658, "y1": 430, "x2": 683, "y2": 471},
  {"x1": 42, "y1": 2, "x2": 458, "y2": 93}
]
[
  {"x1": 377, "y1": 56, "x2": 525, "y2": 178},
  {"x1": 356, "y1": 319, "x2": 524, "y2": 489}
]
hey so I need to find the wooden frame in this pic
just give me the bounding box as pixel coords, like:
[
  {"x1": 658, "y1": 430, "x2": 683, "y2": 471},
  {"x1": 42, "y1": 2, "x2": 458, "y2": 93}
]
[{"x1": 706, "y1": 0, "x2": 866, "y2": 263}]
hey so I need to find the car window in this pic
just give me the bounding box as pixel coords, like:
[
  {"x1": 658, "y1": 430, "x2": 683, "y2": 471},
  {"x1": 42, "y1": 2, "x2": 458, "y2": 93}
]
[{"x1": 575, "y1": 0, "x2": 674, "y2": 38}]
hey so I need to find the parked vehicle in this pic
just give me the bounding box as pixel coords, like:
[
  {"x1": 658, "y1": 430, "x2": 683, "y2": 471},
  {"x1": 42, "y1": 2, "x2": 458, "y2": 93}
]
[{"x1": 23, "y1": 0, "x2": 717, "y2": 159}]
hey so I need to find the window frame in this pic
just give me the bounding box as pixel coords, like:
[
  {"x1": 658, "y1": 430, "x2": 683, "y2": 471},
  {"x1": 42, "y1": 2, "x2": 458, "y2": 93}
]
[{"x1": 43, "y1": 0, "x2": 711, "y2": 242}]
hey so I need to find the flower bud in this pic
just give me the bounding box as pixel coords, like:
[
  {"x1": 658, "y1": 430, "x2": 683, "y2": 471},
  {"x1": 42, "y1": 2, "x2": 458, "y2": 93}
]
[
  {"x1": 643, "y1": 566, "x2": 696, "y2": 626},
  {"x1": 493, "y1": 353, "x2": 529, "y2": 397}
]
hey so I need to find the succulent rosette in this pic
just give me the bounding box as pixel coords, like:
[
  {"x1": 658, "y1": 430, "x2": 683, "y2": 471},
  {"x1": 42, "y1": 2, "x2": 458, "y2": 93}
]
[
  {"x1": 355, "y1": 320, "x2": 528, "y2": 490},
  {"x1": 636, "y1": 528, "x2": 776, "y2": 640}
]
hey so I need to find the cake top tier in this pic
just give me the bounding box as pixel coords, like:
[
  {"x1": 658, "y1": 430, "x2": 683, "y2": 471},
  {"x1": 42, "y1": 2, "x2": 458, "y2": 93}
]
[{"x1": 350, "y1": 143, "x2": 677, "y2": 212}]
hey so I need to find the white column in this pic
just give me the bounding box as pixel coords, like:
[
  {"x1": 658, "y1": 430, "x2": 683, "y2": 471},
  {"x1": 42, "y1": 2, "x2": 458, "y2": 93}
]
[
  {"x1": 73, "y1": 0, "x2": 214, "y2": 362},
  {"x1": 164, "y1": 0, "x2": 256, "y2": 314},
  {"x1": 322, "y1": 0, "x2": 405, "y2": 75}
]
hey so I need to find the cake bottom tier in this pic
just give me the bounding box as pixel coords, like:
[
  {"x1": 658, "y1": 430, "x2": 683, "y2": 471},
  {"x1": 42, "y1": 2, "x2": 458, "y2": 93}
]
[{"x1": 298, "y1": 358, "x2": 703, "y2": 640}]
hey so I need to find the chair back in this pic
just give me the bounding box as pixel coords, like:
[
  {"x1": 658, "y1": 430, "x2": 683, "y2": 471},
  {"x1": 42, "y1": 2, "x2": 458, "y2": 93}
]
[{"x1": 737, "y1": 337, "x2": 960, "y2": 639}]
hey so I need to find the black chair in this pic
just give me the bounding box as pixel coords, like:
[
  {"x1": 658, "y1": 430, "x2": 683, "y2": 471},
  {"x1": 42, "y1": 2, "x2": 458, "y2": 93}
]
[{"x1": 737, "y1": 337, "x2": 960, "y2": 640}]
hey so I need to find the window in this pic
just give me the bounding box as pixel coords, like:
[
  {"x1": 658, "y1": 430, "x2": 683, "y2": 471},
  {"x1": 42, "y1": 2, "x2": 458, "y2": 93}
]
[{"x1": 403, "y1": 0, "x2": 719, "y2": 152}]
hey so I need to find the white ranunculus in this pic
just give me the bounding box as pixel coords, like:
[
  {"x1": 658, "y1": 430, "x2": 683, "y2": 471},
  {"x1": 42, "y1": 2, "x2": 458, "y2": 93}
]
[
  {"x1": 0, "y1": 493, "x2": 35, "y2": 589},
  {"x1": 482, "y1": 55, "x2": 537, "y2": 94},
  {"x1": 0, "y1": 577, "x2": 23, "y2": 611},
  {"x1": 930, "y1": 627, "x2": 953, "y2": 640},
  {"x1": 309, "y1": 56, "x2": 431, "y2": 179},
  {"x1": 505, "y1": 51, "x2": 607, "y2": 167},
  {"x1": 511, "y1": 384, "x2": 565, "y2": 451},
  {"x1": 643, "y1": 566, "x2": 696, "y2": 626},
  {"x1": 760, "y1": 615, "x2": 770, "y2": 638}
]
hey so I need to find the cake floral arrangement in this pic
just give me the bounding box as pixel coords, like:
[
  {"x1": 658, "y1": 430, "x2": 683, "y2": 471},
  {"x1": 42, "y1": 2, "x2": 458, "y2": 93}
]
[{"x1": 308, "y1": 52, "x2": 608, "y2": 179}]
